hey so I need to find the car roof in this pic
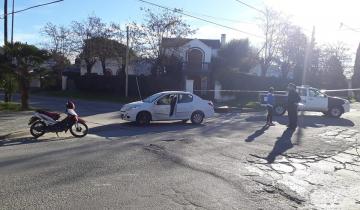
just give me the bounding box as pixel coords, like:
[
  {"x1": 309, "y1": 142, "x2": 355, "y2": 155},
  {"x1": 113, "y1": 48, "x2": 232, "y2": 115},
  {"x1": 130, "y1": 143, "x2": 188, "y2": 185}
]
[{"x1": 158, "y1": 91, "x2": 192, "y2": 95}]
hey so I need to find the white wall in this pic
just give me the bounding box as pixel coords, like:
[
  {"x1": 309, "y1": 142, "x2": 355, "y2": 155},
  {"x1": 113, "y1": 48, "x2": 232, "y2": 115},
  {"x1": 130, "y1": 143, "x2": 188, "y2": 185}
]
[{"x1": 80, "y1": 58, "x2": 122, "y2": 76}]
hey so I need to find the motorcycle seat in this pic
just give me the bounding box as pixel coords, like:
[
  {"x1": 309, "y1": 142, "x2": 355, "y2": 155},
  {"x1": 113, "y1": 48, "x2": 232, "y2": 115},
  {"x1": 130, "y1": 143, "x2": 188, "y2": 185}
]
[{"x1": 36, "y1": 110, "x2": 61, "y2": 120}]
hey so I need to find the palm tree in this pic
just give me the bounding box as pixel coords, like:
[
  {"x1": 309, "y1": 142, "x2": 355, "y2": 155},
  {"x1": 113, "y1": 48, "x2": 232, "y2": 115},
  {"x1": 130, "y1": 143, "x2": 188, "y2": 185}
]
[{"x1": 5, "y1": 42, "x2": 49, "y2": 110}]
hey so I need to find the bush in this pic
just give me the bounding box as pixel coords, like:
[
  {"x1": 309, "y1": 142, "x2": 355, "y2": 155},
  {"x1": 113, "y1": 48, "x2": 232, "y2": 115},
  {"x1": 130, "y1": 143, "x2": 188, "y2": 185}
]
[{"x1": 0, "y1": 102, "x2": 22, "y2": 111}]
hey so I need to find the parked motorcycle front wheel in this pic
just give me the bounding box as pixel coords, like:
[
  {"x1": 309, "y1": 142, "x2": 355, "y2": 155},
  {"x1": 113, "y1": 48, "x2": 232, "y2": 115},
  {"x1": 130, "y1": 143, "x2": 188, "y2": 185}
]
[
  {"x1": 30, "y1": 121, "x2": 46, "y2": 138},
  {"x1": 70, "y1": 122, "x2": 88, "y2": 138}
]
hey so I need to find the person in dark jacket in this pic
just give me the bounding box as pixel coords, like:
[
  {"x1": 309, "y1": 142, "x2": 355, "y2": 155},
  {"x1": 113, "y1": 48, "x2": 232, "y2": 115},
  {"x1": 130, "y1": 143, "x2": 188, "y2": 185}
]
[
  {"x1": 287, "y1": 83, "x2": 301, "y2": 129},
  {"x1": 266, "y1": 87, "x2": 275, "y2": 126}
]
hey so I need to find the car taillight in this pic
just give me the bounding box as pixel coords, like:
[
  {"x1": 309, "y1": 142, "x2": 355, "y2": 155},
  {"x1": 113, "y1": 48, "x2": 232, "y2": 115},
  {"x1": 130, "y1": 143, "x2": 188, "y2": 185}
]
[{"x1": 208, "y1": 101, "x2": 214, "y2": 107}]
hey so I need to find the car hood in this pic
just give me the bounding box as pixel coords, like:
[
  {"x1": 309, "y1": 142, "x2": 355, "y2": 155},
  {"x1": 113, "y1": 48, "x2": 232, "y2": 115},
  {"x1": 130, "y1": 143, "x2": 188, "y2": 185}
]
[
  {"x1": 329, "y1": 96, "x2": 347, "y2": 102},
  {"x1": 121, "y1": 101, "x2": 145, "y2": 110}
]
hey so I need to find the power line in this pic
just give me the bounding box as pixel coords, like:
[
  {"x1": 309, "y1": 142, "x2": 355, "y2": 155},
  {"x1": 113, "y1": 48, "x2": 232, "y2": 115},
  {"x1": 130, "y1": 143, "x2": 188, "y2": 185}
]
[
  {"x1": 233, "y1": 0, "x2": 265, "y2": 15},
  {"x1": 0, "y1": 0, "x2": 64, "y2": 19},
  {"x1": 137, "y1": 0, "x2": 264, "y2": 39},
  {"x1": 181, "y1": 9, "x2": 254, "y2": 25}
]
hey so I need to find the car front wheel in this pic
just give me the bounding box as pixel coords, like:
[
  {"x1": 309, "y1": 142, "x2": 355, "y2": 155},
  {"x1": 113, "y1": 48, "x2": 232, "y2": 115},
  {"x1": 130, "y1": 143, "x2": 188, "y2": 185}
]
[
  {"x1": 191, "y1": 111, "x2": 204, "y2": 124},
  {"x1": 136, "y1": 112, "x2": 151, "y2": 126}
]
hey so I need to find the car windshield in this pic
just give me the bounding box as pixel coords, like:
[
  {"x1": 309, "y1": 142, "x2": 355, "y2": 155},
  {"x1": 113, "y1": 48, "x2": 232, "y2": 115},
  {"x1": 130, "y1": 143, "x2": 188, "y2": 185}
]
[{"x1": 142, "y1": 93, "x2": 164, "y2": 103}]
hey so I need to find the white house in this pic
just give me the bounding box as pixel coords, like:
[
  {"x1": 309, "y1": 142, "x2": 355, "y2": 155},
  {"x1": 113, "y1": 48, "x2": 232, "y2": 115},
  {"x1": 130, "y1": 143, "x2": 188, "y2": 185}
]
[{"x1": 162, "y1": 34, "x2": 225, "y2": 95}]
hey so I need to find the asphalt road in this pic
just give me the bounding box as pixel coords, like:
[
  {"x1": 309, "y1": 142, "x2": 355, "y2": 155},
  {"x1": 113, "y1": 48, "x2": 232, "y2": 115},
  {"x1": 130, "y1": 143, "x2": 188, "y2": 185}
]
[{"x1": 1, "y1": 95, "x2": 360, "y2": 209}]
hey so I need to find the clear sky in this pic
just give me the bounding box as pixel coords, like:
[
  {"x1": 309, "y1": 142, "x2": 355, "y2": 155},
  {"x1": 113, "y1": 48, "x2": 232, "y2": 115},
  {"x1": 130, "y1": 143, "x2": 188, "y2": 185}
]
[{"x1": 1, "y1": 0, "x2": 360, "y2": 62}]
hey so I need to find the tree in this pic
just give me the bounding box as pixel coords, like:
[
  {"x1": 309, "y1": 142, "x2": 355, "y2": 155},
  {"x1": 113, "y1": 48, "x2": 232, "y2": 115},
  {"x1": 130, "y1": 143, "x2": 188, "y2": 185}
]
[
  {"x1": 0, "y1": 52, "x2": 14, "y2": 102},
  {"x1": 79, "y1": 37, "x2": 132, "y2": 75},
  {"x1": 41, "y1": 22, "x2": 73, "y2": 57},
  {"x1": 277, "y1": 25, "x2": 307, "y2": 80},
  {"x1": 317, "y1": 43, "x2": 350, "y2": 89},
  {"x1": 5, "y1": 42, "x2": 49, "y2": 109},
  {"x1": 130, "y1": 8, "x2": 196, "y2": 74},
  {"x1": 71, "y1": 15, "x2": 123, "y2": 74},
  {"x1": 258, "y1": 8, "x2": 289, "y2": 76},
  {"x1": 217, "y1": 39, "x2": 257, "y2": 73},
  {"x1": 352, "y1": 43, "x2": 360, "y2": 88}
]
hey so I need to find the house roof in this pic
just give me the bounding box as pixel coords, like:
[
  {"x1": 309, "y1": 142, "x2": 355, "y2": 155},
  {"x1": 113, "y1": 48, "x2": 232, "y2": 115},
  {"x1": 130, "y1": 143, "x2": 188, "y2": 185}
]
[{"x1": 162, "y1": 38, "x2": 221, "y2": 49}]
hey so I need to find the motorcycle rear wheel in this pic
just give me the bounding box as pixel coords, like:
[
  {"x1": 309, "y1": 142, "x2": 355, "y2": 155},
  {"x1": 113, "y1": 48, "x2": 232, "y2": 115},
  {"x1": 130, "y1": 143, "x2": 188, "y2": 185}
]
[
  {"x1": 70, "y1": 122, "x2": 88, "y2": 138},
  {"x1": 30, "y1": 121, "x2": 46, "y2": 138}
]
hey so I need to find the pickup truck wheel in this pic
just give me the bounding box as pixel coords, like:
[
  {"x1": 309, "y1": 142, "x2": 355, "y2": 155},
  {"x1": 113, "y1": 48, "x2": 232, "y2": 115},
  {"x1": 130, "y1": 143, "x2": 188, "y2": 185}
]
[
  {"x1": 274, "y1": 105, "x2": 286, "y2": 116},
  {"x1": 329, "y1": 106, "x2": 343, "y2": 118}
]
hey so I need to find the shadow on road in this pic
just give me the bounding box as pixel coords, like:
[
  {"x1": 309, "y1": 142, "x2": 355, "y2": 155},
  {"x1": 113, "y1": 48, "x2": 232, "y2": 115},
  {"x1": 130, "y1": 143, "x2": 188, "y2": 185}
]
[
  {"x1": 245, "y1": 125, "x2": 270, "y2": 142},
  {"x1": 266, "y1": 128, "x2": 295, "y2": 163},
  {"x1": 89, "y1": 121, "x2": 204, "y2": 138},
  {"x1": 245, "y1": 114, "x2": 354, "y2": 128},
  {"x1": 0, "y1": 136, "x2": 73, "y2": 147}
]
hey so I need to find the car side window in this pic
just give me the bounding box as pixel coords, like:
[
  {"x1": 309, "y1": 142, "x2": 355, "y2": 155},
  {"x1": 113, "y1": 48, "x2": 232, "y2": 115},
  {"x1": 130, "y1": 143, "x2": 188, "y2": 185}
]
[
  {"x1": 178, "y1": 94, "x2": 193, "y2": 103},
  {"x1": 156, "y1": 94, "x2": 177, "y2": 105},
  {"x1": 157, "y1": 95, "x2": 171, "y2": 105},
  {"x1": 309, "y1": 89, "x2": 320, "y2": 97}
]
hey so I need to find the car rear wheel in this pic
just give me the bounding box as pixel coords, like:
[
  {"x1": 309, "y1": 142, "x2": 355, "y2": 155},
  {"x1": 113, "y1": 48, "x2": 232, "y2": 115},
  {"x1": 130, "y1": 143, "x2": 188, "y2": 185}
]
[
  {"x1": 274, "y1": 105, "x2": 286, "y2": 116},
  {"x1": 136, "y1": 112, "x2": 151, "y2": 126},
  {"x1": 191, "y1": 111, "x2": 204, "y2": 125},
  {"x1": 329, "y1": 106, "x2": 343, "y2": 118}
]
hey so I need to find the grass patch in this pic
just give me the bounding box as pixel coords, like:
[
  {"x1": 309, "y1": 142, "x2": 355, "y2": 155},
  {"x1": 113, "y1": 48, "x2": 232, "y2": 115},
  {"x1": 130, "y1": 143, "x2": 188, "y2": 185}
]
[
  {"x1": 0, "y1": 102, "x2": 22, "y2": 111},
  {"x1": 33, "y1": 90, "x2": 139, "y2": 103}
]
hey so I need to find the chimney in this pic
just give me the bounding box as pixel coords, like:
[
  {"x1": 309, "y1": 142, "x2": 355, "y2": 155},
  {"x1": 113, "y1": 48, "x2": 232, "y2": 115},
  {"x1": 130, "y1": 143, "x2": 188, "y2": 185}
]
[{"x1": 221, "y1": 34, "x2": 226, "y2": 47}]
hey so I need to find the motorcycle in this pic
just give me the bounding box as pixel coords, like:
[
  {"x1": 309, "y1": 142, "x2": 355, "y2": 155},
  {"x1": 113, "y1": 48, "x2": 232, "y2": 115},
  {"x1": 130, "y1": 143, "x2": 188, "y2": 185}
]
[{"x1": 28, "y1": 108, "x2": 88, "y2": 138}]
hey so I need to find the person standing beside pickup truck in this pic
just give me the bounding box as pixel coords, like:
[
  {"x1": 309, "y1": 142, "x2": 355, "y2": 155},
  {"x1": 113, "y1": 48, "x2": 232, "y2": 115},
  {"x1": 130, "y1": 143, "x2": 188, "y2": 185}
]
[
  {"x1": 287, "y1": 83, "x2": 301, "y2": 129},
  {"x1": 266, "y1": 87, "x2": 275, "y2": 126}
]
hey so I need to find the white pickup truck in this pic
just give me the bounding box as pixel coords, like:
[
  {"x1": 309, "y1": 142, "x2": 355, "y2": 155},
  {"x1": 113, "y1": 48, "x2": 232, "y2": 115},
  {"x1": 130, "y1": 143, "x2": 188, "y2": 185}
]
[{"x1": 260, "y1": 86, "x2": 351, "y2": 118}]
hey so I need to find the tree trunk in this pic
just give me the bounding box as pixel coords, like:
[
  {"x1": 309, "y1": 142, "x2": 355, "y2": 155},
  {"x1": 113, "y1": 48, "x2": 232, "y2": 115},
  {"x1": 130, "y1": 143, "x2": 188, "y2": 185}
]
[
  {"x1": 260, "y1": 61, "x2": 267, "y2": 77},
  {"x1": 19, "y1": 73, "x2": 30, "y2": 110},
  {"x1": 4, "y1": 91, "x2": 9, "y2": 102},
  {"x1": 85, "y1": 59, "x2": 96, "y2": 74},
  {"x1": 101, "y1": 58, "x2": 106, "y2": 75}
]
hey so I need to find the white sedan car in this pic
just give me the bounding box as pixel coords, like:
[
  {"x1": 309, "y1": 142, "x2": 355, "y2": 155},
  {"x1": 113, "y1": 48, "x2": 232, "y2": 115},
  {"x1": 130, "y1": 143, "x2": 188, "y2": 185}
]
[{"x1": 120, "y1": 91, "x2": 215, "y2": 125}]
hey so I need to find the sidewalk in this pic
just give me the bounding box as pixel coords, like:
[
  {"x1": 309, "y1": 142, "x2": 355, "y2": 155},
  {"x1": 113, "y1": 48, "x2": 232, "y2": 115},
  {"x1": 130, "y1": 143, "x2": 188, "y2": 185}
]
[
  {"x1": 0, "y1": 109, "x2": 123, "y2": 140},
  {"x1": 0, "y1": 111, "x2": 33, "y2": 140}
]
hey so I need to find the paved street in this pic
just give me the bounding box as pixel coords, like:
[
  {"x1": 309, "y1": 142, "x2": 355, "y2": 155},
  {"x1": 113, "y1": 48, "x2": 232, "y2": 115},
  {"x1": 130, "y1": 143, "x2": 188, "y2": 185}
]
[{"x1": 1, "y1": 96, "x2": 360, "y2": 209}]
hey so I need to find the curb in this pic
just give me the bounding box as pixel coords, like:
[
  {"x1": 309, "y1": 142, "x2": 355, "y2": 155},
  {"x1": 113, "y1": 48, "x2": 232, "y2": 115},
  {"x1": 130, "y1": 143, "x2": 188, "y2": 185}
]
[
  {"x1": 215, "y1": 106, "x2": 265, "y2": 113},
  {"x1": 0, "y1": 130, "x2": 29, "y2": 140}
]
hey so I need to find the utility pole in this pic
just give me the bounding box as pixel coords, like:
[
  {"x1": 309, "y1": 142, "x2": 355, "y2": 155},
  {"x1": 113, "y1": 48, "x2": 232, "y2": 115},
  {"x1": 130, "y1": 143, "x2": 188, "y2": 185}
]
[
  {"x1": 4, "y1": 0, "x2": 8, "y2": 45},
  {"x1": 302, "y1": 26, "x2": 315, "y2": 85},
  {"x1": 125, "y1": 26, "x2": 130, "y2": 98},
  {"x1": 11, "y1": 0, "x2": 14, "y2": 44}
]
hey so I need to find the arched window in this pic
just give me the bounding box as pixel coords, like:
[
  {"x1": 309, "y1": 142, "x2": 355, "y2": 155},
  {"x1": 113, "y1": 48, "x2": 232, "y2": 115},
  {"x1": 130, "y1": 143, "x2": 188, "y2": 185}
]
[{"x1": 187, "y1": 48, "x2": 204, "y2": 70}]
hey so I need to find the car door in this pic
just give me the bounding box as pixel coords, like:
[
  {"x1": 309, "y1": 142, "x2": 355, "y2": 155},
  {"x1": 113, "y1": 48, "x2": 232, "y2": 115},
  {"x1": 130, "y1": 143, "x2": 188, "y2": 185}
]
[
  {"x1": 306, "y1": 88, "x2": 328, "y2": 111},
  {"x1": 152, "y1": 94, "x2": 174, "y2": 120},
  {"x1": 296, "y1": 88, "x2": 308, "y2": 111},
  {"x1": 175, "y1": 94, "x2": 194, "y2": 119}
]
